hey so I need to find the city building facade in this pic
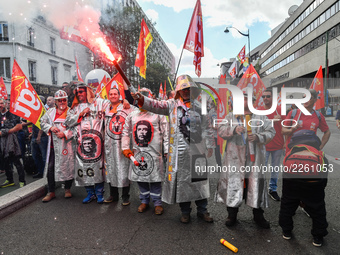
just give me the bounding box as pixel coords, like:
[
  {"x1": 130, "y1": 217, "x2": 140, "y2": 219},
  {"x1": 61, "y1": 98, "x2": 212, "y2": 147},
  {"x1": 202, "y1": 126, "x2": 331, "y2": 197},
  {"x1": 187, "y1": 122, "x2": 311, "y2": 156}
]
[{"x1": 0, "y1": 15, "x2": 92, "y2": 97}]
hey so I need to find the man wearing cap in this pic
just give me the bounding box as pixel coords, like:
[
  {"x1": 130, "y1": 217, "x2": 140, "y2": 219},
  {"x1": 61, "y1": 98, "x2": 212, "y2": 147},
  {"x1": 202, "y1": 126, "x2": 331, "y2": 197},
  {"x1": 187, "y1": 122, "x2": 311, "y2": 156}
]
[
  {"x1": 65, "y1": 83, "x2": 107, "y2": 204},
  {"x1": 132, "y1": 76, "x2": 215, "y2": 223},
  {"x1": 282, "y1": 89, "x2": 330, "y2": 151},
  {"x1": 40, "y1": 90, "x2": 75, "y2": 202},
  {"x1": 122, "y1": 88, "x2": 168, "y2": 215},
  {"x1": 215, "y1": 88, "x2": 275, "y2": 228}
]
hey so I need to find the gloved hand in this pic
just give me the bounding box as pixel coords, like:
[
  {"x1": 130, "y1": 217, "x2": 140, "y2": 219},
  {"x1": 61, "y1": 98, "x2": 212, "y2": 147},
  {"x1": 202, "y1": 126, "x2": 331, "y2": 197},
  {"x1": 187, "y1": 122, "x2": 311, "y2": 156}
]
[{"x1": 122, "y1": 149, "x2": 134, "y2": 158}]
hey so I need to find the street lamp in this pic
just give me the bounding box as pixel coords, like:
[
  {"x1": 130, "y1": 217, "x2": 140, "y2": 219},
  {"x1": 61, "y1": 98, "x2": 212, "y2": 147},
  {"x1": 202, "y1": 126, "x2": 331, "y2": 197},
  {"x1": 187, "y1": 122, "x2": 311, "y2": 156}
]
[{"x1": 224, "y1": 27, "x2": 251, "y2": 61}]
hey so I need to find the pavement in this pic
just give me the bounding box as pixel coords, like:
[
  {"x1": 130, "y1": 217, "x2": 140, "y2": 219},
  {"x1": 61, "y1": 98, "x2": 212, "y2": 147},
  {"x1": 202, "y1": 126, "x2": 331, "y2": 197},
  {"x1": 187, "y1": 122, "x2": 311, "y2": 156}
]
[{"x1": 0, "y1": 117, "x2": 339, "y2": 254}]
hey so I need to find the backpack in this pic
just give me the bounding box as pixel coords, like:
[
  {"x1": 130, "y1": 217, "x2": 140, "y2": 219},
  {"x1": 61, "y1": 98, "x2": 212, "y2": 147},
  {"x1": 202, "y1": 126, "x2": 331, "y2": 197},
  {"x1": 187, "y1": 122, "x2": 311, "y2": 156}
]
[
  {"x1": 288, "y1": 129, "x2": 321, "y2": 150},
  {"x1": 283, "y1": 144, "x2": 328, "y2": 180}
]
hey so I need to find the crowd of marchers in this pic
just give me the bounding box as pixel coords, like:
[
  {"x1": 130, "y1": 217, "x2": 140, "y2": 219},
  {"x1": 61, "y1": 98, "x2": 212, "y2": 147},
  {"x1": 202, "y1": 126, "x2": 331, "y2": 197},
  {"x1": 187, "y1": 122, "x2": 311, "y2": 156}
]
[{"x1": 1, "y1": 74, "x2": 337, "y2": 248}]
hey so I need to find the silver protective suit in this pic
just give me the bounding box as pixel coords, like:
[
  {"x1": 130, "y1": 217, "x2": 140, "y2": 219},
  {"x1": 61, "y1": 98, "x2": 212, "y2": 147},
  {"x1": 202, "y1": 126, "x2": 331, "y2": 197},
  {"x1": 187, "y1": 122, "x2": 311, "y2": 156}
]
[
  {"x1": 122, "y1": 109, "x2": 168, "y2": 183},
  {"x1": 40, "y1": 107, "x2": 75, "y2": 181},
  {"x1": 103, "y1": 102, "x2": 135, "y2": 187},
  {"x1": 141, "y1": 97, "x2": 215, "y2": 204},
  {"x1": 65, "y1": 99, "x2": 107, "y2": 186},
  {"x1": 215, "y1": 113, "x2": 275, "y2": 209}
]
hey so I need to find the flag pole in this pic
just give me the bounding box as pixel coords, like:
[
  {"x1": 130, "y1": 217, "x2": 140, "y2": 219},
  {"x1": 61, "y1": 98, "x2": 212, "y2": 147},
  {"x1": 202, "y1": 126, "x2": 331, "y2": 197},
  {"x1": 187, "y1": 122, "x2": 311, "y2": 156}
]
[{"x1": 173, "y1": 47, "x2": 184, "y2": 86}]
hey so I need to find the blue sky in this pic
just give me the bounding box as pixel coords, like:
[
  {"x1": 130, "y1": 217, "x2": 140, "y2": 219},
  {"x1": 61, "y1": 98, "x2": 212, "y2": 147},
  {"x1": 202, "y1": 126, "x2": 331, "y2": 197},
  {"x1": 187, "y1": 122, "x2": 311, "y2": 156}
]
[{"x1": 137, "y1": 0, "x2": 303, "y2": 78}]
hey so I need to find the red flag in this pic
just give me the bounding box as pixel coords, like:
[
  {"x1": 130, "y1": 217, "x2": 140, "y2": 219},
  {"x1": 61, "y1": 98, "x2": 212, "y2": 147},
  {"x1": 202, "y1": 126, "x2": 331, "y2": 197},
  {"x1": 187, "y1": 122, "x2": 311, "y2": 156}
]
[
  {"x1": 183, "y1": 0, "x2": 204, "y2": 77},
  {"x1": 10, "y1": 60, "x2": 46, "y2": 129},
  {"x1": 105, "y1": 73, "x2": 126, "y2": 100},
  {"x1": 95, "y1": 76, "x2": 107, "y2": 97},
  {"x1": 237, "y1": 45, "x2": 246, "y2": 64},
  {"x1": 158, "y1": 83, "x2": 164, "y2": 99},
  {"x1": 310, "y1": 66, "x2": 325, "y2": 110},
  {"x1": 237, "y1": 64, "x2": 266, "y2": 109},
  {"x1": 135, "y1": 19, "x2": 153, "y2": 79},
  {"x1": 0, "y1": 77, "x2": 8, "y2": 99},
  {"x1": 138, "y1": 84, "x2": 141, "y2": 91},
  {"x1": 75, "y1": 56, "x2": 84, "y2": 82},
  {"x1": 228, "y1": 60, "x2": 237, "y2": 79},
  {"x1": 164, "y1": 80, "x2": 167, "y2": 99},
  {"x1": 219, "y1": 74, "x2": 226, "y2": 84},
  {"x1": 60, "y1": 25, "x2": 93, "y2": 49}
]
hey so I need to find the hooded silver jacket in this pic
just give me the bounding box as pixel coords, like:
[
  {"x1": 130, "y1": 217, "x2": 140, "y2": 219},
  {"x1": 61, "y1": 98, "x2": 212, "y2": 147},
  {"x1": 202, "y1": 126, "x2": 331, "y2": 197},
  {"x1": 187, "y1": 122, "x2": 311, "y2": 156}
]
[
  {"x1": 141, "y1": 97, "x2": 215, "y2": 204},
  {"x1": 40, "y1": 107, "x2": 75, "y2": 181},
  {"x1": 103, "y1": 102, "x2": 135, "y2": 187},
  {"x1": 215, "y1": 113, "x2": 275, "y2": 208}
]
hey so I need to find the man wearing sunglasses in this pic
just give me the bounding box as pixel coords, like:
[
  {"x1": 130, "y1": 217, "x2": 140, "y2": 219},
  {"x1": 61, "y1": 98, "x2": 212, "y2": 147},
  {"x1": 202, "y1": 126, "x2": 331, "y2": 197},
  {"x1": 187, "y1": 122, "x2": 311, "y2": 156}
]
[
  {"x1": 258, "y1": 89, "x2": 285, "y2": 202},
  {"x1": 282, "y1": 89, "x2": 330, "y2": 151},
  {"x1": 40, "y1": 90, "x2": 75, "y2": 202},
  {"x1": 65, "y1": 82, "x2": 107, "y2": 204}
]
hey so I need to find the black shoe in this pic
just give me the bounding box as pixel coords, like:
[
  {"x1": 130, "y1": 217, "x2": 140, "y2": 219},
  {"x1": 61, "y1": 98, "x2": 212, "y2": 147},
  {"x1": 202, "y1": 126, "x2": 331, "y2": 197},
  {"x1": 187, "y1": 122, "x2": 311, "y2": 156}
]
[
  {"x1": 225, "y1": 216, "x2": 237, "y2": 227},
  {"x1": 180, "y1": 214, "x2": 191, "y2": 224},
  {"x1": 283, "y1": 231, "x2": 292, "y2": 240},
  {"x1": 312, "y1": 236, "x2": 323, "y2": 247},
  {"x1": 268, "y1": 190, "x2": 281, "y2": 201},
  {"x1": 33, "y1": 173, "x2": 43, "y2": 178},
  {"x1": 197, "y1": 212, "x2": 213, "y2": 223},
  {"x1": 253, "y1": 209, "x2": 270, "y2": 229}
]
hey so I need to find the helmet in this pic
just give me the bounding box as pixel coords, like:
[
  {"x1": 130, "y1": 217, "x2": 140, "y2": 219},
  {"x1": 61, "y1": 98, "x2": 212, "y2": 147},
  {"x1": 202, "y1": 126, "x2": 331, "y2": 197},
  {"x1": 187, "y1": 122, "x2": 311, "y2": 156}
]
[
  {"x1": 174, "y1": 74, "x2": 201, "y2": 99},
  {"x1": 54, "y1": 90, "x2": 68, "y2": 100},
  {"x1": 139, "y1": 87, "x2": 153, "y2": 99}
]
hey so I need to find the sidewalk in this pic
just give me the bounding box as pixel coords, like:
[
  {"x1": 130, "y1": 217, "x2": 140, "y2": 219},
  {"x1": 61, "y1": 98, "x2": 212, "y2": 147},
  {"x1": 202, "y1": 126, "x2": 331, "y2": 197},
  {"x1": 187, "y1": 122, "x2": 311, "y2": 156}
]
[{"x1": 0, "y1": 177, "x2": 46, "y2": 220}]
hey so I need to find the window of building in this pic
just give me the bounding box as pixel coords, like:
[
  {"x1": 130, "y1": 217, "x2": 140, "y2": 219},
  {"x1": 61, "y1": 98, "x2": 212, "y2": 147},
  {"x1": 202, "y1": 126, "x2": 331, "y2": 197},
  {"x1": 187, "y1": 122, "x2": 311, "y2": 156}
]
[
  {"x1": 0, "y1": 58, "x2": 10, "y2": 79},
  {"x1": 50, "y1": 37, "x2": 56, "y2": 55},
  {"x1": 319, "y1": 13, "x2": 325, "y2": 24},
  {"x1": 0, "y1": 23, "x2": 9, "y2": 42},
  {"x1": 28, "y1": 60, "x2": 36, "y2": 82},
  {"x1": 64, "y1": 65, "x2": 71, "y2": 81},
  {"x1": 27, "y1": 27, "x2": 34, "y2": 47},
  {"x1": 51, "y1": 66, "x2": 58, "y2": 85}
]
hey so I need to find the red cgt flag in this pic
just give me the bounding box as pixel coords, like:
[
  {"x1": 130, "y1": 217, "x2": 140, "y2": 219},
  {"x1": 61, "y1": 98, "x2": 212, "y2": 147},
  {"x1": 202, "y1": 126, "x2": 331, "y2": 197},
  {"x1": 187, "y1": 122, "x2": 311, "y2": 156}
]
[
  {"x1": 310, "y1": 66, "x2": 325, "y2": 110},
  {"x1": 183, "y1": 0, "x2": 204, "y2": 77},
  {"x1": 237, "y1": 45, "x2": 246, "y2": 64},
  {"x1": 0, "y1": 77, "x2": 8, "y2": 99},
  {"x1": 75, "y1": 56, "x2": 84, "y2": 82},
  {"x1": 237, "y1": 64, "x2": 266, "y2": 109},
  {"x1": 10, "y1": 60, "x2": 46, "y2": 129},
  {"x1": 135, "y1": 19, "x2": 153, "y2": 79}
]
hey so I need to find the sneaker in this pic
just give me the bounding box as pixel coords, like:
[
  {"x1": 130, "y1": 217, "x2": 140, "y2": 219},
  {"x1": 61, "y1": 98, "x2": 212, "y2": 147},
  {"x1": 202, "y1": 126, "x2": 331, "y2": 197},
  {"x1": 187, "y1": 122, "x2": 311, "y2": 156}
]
[
  {"x1": 283, "y1": 231, "x2": 292, "y2": 240},
  {"x1": 19, "y1": 182, "x2": 25, "y2": 188},
  {"x1": 312, "y1": 236, "x2": 323, "y2": 247},
  {"x1": 0, "y1": 180, "x2": 15, "y2": 188},
  {"x1": 268, "y1": 190, "x2": 281, "y2": 201},
  {"x1": 122, "y1": 198, "x2": 130, "y2": 206},
  {"x1": 64, "y1": 189, "x2": 72, "y2": 198}
]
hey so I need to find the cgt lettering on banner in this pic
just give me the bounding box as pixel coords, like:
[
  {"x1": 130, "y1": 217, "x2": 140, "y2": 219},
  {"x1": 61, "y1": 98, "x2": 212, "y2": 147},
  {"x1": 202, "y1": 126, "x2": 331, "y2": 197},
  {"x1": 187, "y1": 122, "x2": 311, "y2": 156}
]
[{"x1": 13, "y1": 79, "x2": 41, "y2": 118}]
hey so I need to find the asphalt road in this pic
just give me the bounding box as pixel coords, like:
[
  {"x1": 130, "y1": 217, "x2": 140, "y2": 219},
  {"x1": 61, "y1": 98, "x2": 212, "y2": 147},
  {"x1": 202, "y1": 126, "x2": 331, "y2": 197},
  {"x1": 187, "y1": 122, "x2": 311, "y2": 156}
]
[{"x1": 0, "y1": 119, "x2": 339, "y2": 255}]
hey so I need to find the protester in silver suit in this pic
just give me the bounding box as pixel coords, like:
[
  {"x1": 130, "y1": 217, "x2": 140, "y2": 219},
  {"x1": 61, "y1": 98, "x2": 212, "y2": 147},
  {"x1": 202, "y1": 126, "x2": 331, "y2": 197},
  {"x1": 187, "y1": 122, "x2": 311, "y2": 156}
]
[
  {"x1": 132, "y1": 75, "x2": 215, "y2": 223},
  {"x1": 122, "y1": 88, "x2": 168, "y2": 215},
  {"x1": 65, "y1": 83, "x2": 107, "y2": 204},
  {"x1": 215, "y1": 89, "x2": 275, "y2": 228},
  {"x1": 103, "y1": 87, "x2": 135, "y2": 205},
  {"x1": 40, "y1": 90, "x2": 75, "y2": 202}
]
